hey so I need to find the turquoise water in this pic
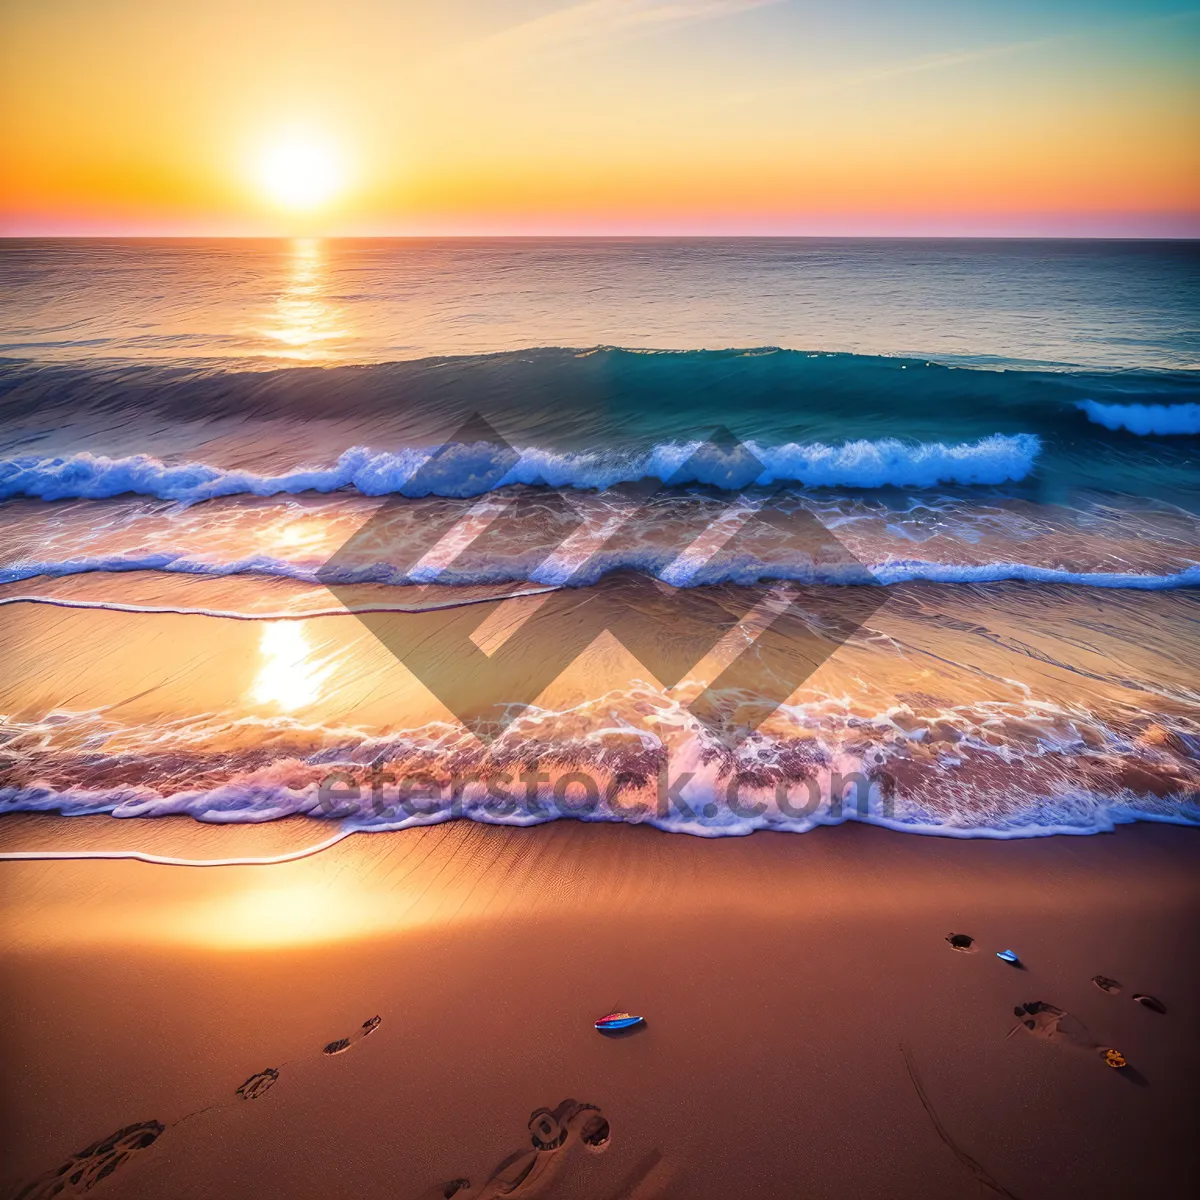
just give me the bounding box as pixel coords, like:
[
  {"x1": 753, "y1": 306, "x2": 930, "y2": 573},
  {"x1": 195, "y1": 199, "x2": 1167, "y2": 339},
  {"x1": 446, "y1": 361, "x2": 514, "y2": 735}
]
[{"x1": 0, "y1": 238, "x2": 1197, "y2": 838}]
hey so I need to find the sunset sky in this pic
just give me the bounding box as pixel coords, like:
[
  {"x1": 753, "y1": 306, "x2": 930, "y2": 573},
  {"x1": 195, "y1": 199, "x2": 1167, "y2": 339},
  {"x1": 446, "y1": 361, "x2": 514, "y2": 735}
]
[{"x1": 1, "y1": 0, "x2": 1197, "y2": 236}]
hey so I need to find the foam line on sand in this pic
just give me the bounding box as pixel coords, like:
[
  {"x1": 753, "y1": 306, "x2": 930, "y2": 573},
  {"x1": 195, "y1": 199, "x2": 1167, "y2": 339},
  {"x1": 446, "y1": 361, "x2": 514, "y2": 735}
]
[
  {"x1": 0, "y1": 827, "x2": 354, "y2": 867},
  {"x1": 0, "y1": 586, "x2": 561, "y2": 621}
]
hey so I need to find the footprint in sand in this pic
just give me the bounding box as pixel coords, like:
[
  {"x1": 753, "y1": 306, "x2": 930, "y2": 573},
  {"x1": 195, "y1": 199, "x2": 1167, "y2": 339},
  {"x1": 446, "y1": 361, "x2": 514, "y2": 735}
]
[
  {"x1": 12, "y1": 1120, "x2": 165, "y2": 1199},
  {"x1": 529, "y1": 1102, "x2": 610, "y2": 1154},
  {"x1": 1010, "y1": 1001, "x2": 1097, "y2": 1052},
  {"x1": 13, "y1": 1016, "x2": 385, "y2": 1198},
  {"x1": 1009, "y1": 1001, "x2": 1132, "y2": 1074},
  {"x1": 236, "y1": 1068, "x2": 280, "y2": 1101},
  {"x1": 945, "y1": 933, "x2": 978, "y2": 953},
  {"x1": 1012, "y1": 1001, "x2": 1066, "y2": 1035},
  {"x1": 945, "y1": 933, "x2": 979, "y2": 954},
  {"x1": 416, "y1": 1099, "x2": 612, "y2": 1200},
  {"x1": 323, "y1": 1015, "x2": 382, "y2": 1056},
  {"x1": 1092, "y1": 979, "x2": 1167, "y2": 1016}
]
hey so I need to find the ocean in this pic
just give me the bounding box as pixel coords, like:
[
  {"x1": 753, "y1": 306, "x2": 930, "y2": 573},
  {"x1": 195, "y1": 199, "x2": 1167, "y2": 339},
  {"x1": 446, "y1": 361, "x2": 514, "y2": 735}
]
[{"x1": 1, "y1": 237, "x2": 1198, "y2": 842}]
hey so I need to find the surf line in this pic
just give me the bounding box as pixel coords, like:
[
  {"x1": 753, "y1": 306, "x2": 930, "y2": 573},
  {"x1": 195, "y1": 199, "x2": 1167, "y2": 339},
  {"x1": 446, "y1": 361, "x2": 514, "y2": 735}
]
[
  {"x1": 0, "y1": 827, "x2": 355, "y2": 867},
  {"x1": 0, "y1": 584, "x2": 563, "y2": 621}
]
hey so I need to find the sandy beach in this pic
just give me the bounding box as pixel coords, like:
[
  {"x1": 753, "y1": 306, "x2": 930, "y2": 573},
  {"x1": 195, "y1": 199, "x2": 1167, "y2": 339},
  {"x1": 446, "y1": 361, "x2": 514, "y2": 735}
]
[
  {"x1": 1, "y1": 815, "x2": 1196, "y2": 1199},
  {"x1": 4, "y1": 6, "x2": 1200, "y2": 1197}
]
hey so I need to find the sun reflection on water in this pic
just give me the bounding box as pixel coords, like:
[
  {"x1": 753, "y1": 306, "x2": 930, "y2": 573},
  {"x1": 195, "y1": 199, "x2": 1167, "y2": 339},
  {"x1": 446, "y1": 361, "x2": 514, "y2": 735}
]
[
  {"x1": 263, "y1": 238, "x2": 347, "y2": 359},
  {"x1": 249, "y1": 621, "x2": 330, "y2": 711}
]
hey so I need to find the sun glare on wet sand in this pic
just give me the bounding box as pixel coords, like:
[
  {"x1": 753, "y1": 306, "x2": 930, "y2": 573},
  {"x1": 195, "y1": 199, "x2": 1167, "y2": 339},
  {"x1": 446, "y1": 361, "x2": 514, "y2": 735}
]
[{"x1": 250, "y1": 620, "x2": 329, "y2": 711}]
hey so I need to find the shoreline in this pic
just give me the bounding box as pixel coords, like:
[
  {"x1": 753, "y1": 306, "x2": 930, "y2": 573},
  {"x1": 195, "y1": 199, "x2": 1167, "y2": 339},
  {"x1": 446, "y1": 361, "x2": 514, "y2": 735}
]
[
  {"x1": 4, "y1": 575, "x2": 1197, "y2": 842},
  {"x1": 2, "y1": 795, "x2": 1199, "y2": 874}
]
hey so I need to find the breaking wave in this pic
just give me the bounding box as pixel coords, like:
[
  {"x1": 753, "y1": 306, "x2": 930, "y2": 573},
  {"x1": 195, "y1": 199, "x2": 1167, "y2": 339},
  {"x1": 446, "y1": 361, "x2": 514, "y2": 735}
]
[{"x1": 0, "y1": 434, "x2": 1042, "y2": 503}]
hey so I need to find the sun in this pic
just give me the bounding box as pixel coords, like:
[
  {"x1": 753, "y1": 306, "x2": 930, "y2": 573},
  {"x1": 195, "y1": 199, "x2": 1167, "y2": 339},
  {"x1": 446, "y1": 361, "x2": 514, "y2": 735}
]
[{"x1": 257, "y1": 135, "x2": 344, "y2": 211}]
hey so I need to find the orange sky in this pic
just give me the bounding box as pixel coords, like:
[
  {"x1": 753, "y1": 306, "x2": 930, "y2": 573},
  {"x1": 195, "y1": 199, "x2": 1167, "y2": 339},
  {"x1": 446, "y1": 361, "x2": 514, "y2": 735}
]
[{"x1": 1, "y1": 1, "x2": 1197, "y2": 236}]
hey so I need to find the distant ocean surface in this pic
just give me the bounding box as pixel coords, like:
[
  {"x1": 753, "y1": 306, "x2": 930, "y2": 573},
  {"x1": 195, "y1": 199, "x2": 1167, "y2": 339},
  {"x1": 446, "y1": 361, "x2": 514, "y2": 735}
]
[{"x1": 1, "y1": 238, "x2": 1197, "y2": 841}]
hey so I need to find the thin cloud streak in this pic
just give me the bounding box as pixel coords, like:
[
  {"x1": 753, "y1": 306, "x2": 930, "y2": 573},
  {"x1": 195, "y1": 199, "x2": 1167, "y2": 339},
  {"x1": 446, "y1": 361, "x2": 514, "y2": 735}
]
[{"x1": 454, "y1": 0, "x2": 785, "y2": 64}]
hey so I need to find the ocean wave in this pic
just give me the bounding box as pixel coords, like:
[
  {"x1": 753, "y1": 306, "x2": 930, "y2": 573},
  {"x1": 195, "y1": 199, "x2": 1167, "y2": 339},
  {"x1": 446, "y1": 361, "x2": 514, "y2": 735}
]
[
  {"x1": 1078, "y1": 400, "x2": 1200, "y2": 436},
  {"x1": 5, "y1": 348, "x2": 1198, "y2": 511},
  {"x1": 3, "y1": 658, "x2": 1197, "y2": 841},
  {"x1": 0, "y1": 434, "x2": 1042, "y2": 503}
]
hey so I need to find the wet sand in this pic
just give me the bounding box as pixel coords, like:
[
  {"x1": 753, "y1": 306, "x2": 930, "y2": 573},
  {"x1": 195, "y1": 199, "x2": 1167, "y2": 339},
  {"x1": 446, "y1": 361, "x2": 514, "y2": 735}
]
[{"x1": 1, "y1": 816, "x2": 1198, "y2": 1199}]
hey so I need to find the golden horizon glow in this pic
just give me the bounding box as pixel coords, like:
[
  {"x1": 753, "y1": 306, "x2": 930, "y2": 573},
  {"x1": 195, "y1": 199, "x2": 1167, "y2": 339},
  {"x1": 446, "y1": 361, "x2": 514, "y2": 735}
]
[{"x1": 0, "y1": 1, "x2": 1197, "y2": 237}]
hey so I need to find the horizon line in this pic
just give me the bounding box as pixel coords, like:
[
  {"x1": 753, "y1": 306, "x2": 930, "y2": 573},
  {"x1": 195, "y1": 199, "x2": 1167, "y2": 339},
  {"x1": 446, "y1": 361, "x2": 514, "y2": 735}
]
[{"x1": 2, "y1": 232, "x2": 1198, "y2": 242}]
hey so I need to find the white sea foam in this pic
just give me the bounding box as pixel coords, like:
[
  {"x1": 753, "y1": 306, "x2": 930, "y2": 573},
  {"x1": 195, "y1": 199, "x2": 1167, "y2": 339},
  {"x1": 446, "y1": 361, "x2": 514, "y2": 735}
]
[
  {"x1": 0, "y1": 434, "x2": 1042, "y2": 503},
  {"x1": 2, "y1": 689, "x2": 1197, "y2": 841},
  {"x1": 1, "y1": 777, "x2": 1194, "y2": 843},
  {"x1": 3, "y1": 555, "x2": 1196, "y2": 594},
  {"x1": 1078, "y1": 400, "x2": 1200, "y2": 436}
]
